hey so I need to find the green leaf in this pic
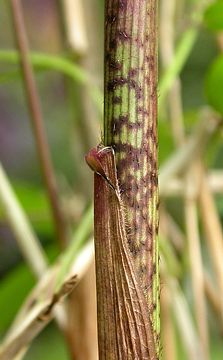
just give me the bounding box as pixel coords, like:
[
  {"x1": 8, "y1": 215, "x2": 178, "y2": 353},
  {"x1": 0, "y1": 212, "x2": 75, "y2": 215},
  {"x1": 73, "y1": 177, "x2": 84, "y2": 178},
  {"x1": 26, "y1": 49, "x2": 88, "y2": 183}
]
[
  {"x1": 205, "y1": 55, "x2": 223, "y2": 115},
  {"x1": 204, "y1": 1, "x2": 223, "y2": 31},
  {"x1": 24, "y1": 325, "x2": 68, "y2": 360},
  {"x1": 0, "y1": 264, "x2": 35, "y2": 334}
]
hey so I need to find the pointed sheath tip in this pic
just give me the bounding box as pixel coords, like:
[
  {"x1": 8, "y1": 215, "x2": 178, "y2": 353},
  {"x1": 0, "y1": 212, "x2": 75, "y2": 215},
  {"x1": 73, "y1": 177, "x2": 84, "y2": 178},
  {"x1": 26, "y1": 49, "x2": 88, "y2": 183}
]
[
  {"x1": 85, "y1": 146, "x2": 116, "y2": 191},
  {"x1": 85, "y1": 146, "x2": 114, "y2": 175},
  {"x1": 85, "y1": 147, "x2": 105, "y2": 175}
]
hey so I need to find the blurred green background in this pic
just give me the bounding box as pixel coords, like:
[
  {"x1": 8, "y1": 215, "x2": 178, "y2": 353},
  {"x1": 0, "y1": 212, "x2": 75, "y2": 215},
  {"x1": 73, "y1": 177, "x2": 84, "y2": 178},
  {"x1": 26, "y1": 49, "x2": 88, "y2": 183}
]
[{"x1": 1, "y1": 0, "x2": 223, "y2": 359}]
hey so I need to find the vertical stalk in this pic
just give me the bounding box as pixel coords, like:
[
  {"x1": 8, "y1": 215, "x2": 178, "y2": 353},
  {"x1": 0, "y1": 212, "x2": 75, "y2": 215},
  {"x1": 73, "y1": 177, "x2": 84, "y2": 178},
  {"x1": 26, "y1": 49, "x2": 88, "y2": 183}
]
[
  {"x1": 10, "y1": 0, "x2": 67, "y2": 249},
  {"x1": 104, "y1": 0, "x2": 159, "y2": 354}
]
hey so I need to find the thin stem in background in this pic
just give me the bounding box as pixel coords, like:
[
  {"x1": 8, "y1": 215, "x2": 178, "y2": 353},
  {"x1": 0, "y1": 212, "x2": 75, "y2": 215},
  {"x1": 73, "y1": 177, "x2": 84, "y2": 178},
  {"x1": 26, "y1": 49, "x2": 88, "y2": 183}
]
[
  {"x1": 160, "y1": 171, "x2": 223, "y2": 197},
  {"x1": 199, "y1": 170, "x2": 223, "y2": 322},
  {"x1": 62, "y1": 1, "x2": 99, "y2": 359},
  {"x1": 0, "y1": 163, "x2": 47, "y2": 277},
  {"x1": 160, "y1": 0, "x2": 184, "y2": 145},
  {"x1": 159, "y1": 223, "x2": 180, "y2": 360},
  {"x1": 161, "y1": 206, "x2": 223, "y2": 333},
  {"x1": 63, "y1": 0, "x2": 88, "y2": 55},
  {"x1": 1, "y1": 203, "x2": 93, "y2": 359},
  {"x1": 185, "y1": 167, "x2": 209, "y2": 360},
  {"x1": 159, "y1": 114, "x2": 221, "y2": 193},
  {"x1": 10, "y1": 0, "x2": 67, "y2": 249},
  {"x1": 159, "y1": 27, "x2": 198, "y2": 108},
  {"x1": 170, "y1": 279, "x2": 201, "y2": 360},
  {"x1": 160, "y1": 279, "x2": 177, "y2": 360},
  {"x1": 160, "y1": 1, "x2": 210, "y2": 357},
  {"x1": 204, "y1": 273, "x2": 223, "y2": 331}
]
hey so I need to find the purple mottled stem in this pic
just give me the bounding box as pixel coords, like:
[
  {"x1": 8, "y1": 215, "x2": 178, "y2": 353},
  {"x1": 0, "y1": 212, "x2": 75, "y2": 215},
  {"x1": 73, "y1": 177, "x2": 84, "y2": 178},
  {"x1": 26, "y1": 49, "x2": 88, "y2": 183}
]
[{"x1": 104, "y1": 0, "x2": 159, "y2": 344}]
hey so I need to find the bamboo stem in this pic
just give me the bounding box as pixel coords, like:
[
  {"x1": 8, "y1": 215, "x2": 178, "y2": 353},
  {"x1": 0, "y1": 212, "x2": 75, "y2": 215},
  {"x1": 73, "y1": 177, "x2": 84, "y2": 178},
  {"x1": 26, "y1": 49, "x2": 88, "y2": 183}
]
[
  {"x1": 104, "y1": 1, "x2": 159, "y2": 347},
  {"x1": 87, "y1": 146, "x2": 157, "y2": 359}
]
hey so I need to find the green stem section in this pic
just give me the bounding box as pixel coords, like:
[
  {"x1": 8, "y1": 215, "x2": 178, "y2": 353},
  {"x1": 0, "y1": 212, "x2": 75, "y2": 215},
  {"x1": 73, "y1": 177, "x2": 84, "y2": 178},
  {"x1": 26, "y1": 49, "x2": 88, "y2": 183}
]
[
  {"x1": 104, "y1": 0, "x2": 159, "y2": 354},
  {"x1": 0, "y1": 163, "x2": 47, "y2": 278}
]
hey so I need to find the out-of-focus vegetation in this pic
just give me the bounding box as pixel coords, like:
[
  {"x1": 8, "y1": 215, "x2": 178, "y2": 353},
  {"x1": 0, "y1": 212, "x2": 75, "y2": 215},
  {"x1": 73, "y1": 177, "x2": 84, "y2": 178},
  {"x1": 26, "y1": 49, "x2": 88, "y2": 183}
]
[{"x1": 0, "y1": 0, "x2": 223, "y2": 359}]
